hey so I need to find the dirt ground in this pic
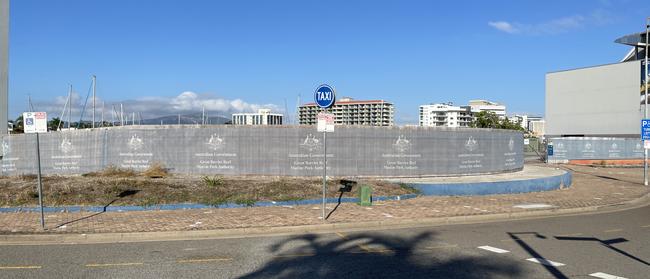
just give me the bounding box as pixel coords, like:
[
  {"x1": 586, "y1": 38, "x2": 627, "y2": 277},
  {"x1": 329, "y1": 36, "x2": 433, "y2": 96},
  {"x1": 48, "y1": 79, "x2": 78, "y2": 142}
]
[{"x1": 0, "y1": 167, "x2": 416, "y2": 207}]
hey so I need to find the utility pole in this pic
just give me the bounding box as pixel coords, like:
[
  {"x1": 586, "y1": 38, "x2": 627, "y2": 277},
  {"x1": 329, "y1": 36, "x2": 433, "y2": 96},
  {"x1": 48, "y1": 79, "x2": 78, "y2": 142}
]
[
  {"x1": 202, "y1": 105, "x2": 205, "y2": 125},
  {"x1": 92, "y1": 75, "x2": 96, "y2": 128}
]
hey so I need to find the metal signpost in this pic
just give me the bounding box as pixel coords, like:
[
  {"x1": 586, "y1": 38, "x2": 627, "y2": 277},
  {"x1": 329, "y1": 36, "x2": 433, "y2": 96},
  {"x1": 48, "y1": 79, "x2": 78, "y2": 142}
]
[
  {"x1": 641, "y1": 119, "x2": 650, "y2": 186},
  {"x1": 645, "y1": 18, "x2": 649, "y2": 186},
  {"x1": 23, "y1": 112, "x2": 47, "y2": 229},
  {"x1": 314, "y1": 84, "x2": 336, "y2": 221}
]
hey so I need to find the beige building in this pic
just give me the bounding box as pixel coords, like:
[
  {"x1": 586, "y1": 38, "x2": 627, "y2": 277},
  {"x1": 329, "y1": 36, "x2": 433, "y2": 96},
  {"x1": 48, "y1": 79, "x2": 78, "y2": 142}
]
[
  {"x1": 468, "y1": 100, "x2": 507, "y2": 119},
  {"x1": 299, "y1": 97, "x2": 394, "y2": 126}
]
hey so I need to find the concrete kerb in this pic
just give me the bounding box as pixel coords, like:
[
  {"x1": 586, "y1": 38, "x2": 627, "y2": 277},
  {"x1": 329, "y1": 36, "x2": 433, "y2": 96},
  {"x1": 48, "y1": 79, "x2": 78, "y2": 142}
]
[{"x1": 2, "y1": 192, "x2": 648, "y2": 246}]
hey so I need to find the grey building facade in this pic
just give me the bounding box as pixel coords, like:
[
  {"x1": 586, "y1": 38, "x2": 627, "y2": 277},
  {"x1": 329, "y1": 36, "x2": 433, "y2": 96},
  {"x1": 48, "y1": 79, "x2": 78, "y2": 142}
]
[{"x1": 545, "y1": 60, "x2": 642, "y2": 138}]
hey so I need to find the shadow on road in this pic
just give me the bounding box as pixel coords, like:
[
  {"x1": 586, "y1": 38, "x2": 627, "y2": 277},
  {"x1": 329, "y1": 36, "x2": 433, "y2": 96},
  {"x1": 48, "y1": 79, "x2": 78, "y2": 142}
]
[
  {"x1": 507, "y1": 232, "x2": 568, "y2": 279},
  {"x1": 54, "y1": 189, "x2": 140, "y2": 229},
  {"x1": 239, "y1": 231, "x2": 524, "y2": 278},
  {"x1": 555, "y1": 236, "x2": 649, "y2": 266}
]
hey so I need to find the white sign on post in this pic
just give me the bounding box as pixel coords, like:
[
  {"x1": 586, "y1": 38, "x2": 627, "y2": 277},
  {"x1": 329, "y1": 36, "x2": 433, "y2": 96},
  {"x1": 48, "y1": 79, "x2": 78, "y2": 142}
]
[
  {"x1": 644, "y1": 140, "x2": 650, "y2": 149},
  {"x1": 23, "y1": 112, "x2": 48, "y2": 133},
  {"x1": 317, "y1": 112, "x2": 335, "y2": 133},
  {"x1": 524, "y1": 139, "x2": 530, "y2": 145}
]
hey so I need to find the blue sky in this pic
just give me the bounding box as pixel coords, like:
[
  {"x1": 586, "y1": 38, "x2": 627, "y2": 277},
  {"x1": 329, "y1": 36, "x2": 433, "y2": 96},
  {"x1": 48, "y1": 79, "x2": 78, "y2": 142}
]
[{"x1": 7, "y1": 0, "x2": 650, "y2": 124}]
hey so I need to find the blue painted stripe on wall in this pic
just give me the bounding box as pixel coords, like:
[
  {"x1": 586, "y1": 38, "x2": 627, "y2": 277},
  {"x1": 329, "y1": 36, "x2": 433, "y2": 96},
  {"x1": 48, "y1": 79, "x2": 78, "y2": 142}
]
[
  {"x1": 0, "y1": 194, "x2": 418, "y2": 213},
  {"x1": 408, "y1": 172, "x2": 571, "y2": 196}
]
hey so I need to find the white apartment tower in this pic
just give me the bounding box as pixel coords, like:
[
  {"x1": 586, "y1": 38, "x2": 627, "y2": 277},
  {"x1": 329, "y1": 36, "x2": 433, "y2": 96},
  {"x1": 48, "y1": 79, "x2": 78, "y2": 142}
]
[{"x1": 419, "y1": 103, "x2": 472, "y2": 127}]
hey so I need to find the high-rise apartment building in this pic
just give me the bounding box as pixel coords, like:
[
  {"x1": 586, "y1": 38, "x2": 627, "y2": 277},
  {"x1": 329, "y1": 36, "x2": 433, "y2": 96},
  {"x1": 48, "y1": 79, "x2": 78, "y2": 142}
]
[{"x1": 299, "y1": 97, "x2": 394, "y2": 126}]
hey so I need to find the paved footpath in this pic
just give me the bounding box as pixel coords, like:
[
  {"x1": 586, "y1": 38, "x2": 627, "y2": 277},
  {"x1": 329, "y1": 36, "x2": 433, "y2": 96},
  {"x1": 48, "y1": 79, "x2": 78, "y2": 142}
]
[{"x1": 0, "y1": 164, "x2": 647, "y2": 235}]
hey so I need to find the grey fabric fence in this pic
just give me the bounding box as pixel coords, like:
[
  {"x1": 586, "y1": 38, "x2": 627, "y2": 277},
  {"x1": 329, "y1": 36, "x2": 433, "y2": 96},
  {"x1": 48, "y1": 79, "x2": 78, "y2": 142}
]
[
  {"x1": 1, "y1": 125, "x2": 523, "y2": 177},
  {"x1": 548, "y1": 137, "x2": 643, "y2": 162}
]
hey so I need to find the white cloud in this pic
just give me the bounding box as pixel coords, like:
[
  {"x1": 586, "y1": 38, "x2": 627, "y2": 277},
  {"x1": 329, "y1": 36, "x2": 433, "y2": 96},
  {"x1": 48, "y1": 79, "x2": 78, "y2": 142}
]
[
  {"x1": 488, "y1": 21, "x2": 519, "y2": 34},
  {"x1": 33, "y1": 91, "x2": 280, "y2": 121},
  {"x1": 488, "y1": 11, "x2": 615, "y2": 35}
]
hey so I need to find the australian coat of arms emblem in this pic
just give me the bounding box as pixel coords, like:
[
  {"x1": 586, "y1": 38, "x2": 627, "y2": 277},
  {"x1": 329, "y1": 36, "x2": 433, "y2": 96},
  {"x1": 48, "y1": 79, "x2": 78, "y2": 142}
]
[
  {"x1": 300, "y1": 134, "x2": 322, "y2": 152},
  {"x1": 206, "y1": 134, "x2": 225, "y2": 151},
  {"x1": 393, "y1": 135, "x2": 412, "y2": 153},
  {"x1": 59, "y1": 137, "x2": 74, "y2": 154},
  {"x1": 1, "y1": 140, "x2": 9, "y2": 156},
  {"x1": 128, "y1": 134, "x2": 144, "y2": 151},
  {"x1": 464, "y1": 136, "x2": 478, "y2": 152}
]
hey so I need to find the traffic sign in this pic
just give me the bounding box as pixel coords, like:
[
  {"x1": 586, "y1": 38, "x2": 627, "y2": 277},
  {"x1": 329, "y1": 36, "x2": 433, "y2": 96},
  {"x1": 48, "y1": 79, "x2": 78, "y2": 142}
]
[
  {"x1": 317, "y1": 112, "x2": 335, "y2": 132},
  {"x1": 23, "y1": 112, "x2": 47, "y2": 133},
  {"x1": 314, "y1": 84, "x2": 336, "y2": 109},
  {"x1": 642, "y1": 119, "x2": 650, "y2": 140}
]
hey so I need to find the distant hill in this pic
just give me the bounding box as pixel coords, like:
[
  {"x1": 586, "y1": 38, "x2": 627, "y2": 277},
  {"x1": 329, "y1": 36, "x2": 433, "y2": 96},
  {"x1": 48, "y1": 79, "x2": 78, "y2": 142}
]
[{"x1": 141, "y1": 113, "x2": 231, "y2": 125}]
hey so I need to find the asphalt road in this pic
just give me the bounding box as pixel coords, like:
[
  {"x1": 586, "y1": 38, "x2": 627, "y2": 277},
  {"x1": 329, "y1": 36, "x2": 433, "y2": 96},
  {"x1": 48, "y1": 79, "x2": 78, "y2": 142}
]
[{"x1": 0, "y1": 204, "x2": 648, "y2": 279}]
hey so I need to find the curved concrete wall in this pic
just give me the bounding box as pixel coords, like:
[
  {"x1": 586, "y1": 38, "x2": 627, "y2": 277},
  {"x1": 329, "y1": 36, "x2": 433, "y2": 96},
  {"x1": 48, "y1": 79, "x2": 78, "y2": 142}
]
[{"x1": 0, "y1": 125, "x2": 523, "y2": 177}]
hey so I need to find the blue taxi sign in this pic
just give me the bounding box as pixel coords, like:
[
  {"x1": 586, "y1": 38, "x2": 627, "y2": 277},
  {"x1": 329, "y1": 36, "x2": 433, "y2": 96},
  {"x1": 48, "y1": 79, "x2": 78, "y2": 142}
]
[{"x1": 314, "y1": 84, "x2": 336, "y2": 109}]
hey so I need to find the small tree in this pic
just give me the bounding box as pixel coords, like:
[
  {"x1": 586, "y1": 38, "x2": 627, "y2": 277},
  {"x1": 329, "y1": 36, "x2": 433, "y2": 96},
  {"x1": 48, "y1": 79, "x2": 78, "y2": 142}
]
[
  {"x1": 13, "y1": 115, "x2": 24, "y2": 134},
  {"x1": 470, "y1": 111, "x2": 500, "y2": 128},
  {"x1": 48, "y1": 117, "x2": 62, "y2": 131},
  {"x1": 470, "y1": 111, "x2": 525, "y2": 131}
]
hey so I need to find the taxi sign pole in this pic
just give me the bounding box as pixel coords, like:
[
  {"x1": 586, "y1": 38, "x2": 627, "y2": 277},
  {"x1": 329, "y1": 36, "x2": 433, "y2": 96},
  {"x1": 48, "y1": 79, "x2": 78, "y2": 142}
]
[
  {"x1": 314, "y1": 84, "x2": 335, "y2": 222},
  {"x1": 322, "y1": 121, "x2": 327, "y2": 222}
]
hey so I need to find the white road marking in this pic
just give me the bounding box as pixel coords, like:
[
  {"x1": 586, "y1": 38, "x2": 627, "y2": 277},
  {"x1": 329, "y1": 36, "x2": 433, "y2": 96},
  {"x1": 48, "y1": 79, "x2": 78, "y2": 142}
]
[
  {"x1": 589, "y1": 272, "x2": 628, "y2": 279},
  {"x1": 513, "y1": 204, "x2": 554, "y2": 209},
  {"x1": 526, "y1": 258, "x2": 565, "y2": 267},
  {"x1": 477, "y1": 246, "x2": 509, "y2": 254}
]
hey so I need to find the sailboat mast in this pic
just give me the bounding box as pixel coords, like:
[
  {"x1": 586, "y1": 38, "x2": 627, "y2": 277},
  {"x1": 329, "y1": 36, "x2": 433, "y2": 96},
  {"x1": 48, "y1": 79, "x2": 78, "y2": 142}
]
[
  {"x1": 101, "y1": 101, "x2": 104, "y2": 127},
  {"x1": 68, "y1": 85, "x2": 72, "y2": 129},
  {"x1": 92, "y1": 75, "x2": 96, "y2": 128}
]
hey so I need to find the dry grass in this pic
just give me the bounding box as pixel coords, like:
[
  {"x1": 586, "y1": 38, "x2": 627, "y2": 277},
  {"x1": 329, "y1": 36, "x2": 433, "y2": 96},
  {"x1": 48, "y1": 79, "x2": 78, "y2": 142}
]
[
  {"x1": 0, "y1": 174, "x2": 416, "y2": 207},
  {"x1": 142, "y1": 162, "x2": 169, "y2": 178},
  {"x1": 84, "y1": 165, "x2": 136, "y2": 177}
]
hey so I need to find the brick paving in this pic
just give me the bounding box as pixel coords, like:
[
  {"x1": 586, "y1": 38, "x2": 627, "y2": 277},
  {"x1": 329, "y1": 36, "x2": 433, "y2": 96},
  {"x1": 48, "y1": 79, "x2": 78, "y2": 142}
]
[{"x1": 0, "y1": 164, "x2": 647, "y2": 234}]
